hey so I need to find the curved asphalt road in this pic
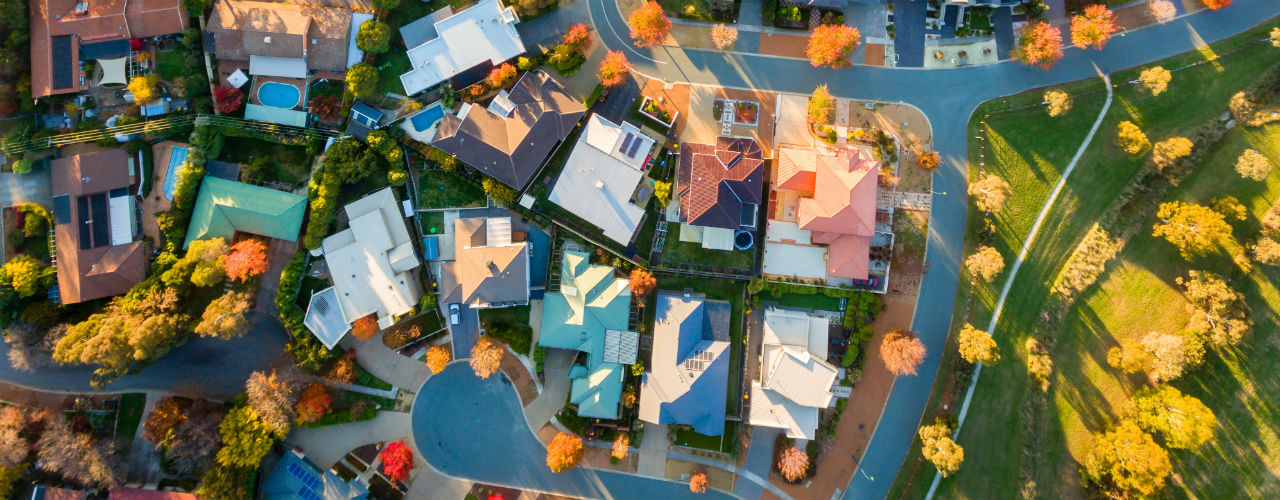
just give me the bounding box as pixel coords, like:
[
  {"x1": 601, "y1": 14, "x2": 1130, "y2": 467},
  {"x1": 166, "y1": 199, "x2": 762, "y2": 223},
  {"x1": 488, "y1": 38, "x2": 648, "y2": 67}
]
[
  {"x1": 572, "y1": 2, "x2": 1280, "y2": 498},
  {"x1": 411, "y1": 362, "x2": 739, "y2": 500},
  {"x1": 0, "y1": 312, "x2": 288, "y2": 399}
]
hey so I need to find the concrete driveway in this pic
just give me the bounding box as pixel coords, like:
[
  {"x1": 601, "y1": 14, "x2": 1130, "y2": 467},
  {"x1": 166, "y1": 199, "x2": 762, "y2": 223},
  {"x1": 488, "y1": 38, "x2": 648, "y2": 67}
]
[
  {"x1": 891, "y1": 0, "x2": 927, "y2": 67},
  {"x1": 448, "y1": 304, "x2": 480, "y2": 359}
]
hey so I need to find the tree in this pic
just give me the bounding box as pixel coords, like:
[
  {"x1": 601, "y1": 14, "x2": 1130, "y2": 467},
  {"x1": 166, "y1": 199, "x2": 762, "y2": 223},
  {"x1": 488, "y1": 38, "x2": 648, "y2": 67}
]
[
  {"x1": 352, "y1": 315, "x2": 379, "y2": 341},
  {"x1": 215, "y1": 406, "x2": 282, "y2": 469},
  {"x1": 968, "y1": 174, "x2": 1011, "y2": 213},
  {"x1": 1139, "y1": 330, "x2": 1205, "y2": 381},
  {"x1": 1251, "y1": 236, "x2": 1280, "y2": 265},
  {"x1": 346, "y1": 63, "x2": 378, "y2": 98},
  {"x1": 1081, "y1": 420, "x2": 1172, "y2": 500},
  {"x1": 327, "y1": 352, "x2": 358, "y2": 383},
  {"x1": 654, "y1": 180, "x2": 672, "y2": 206},
  {"x1": 1115, "y1": 121, "x2": 1150, "y2": 155},
  {"x1": 1152, "y1": 201, "x2": 1233, "y2": 259},
  {"x1": 470, "y1": 336, "x2": 503, "y2": 379},
  {"x1": 1229, "y1": 91, "x2": 1254, "y2": 123},
  {"x1": 598, "y1": 50, "x2": 630, "y2": 88},
  {"x1": 0, "y1": 407, "x2": 29, "y2": 468},
  {"x1": 194, "y1": 291, "x2": 253, "y2": 340},
  {"x1": 371, "y1": 0, "x2": 399, "y2": 9},
  {"x1": 12, "y1": 159, "x2": 32, "y2": 174},
  {"x1": 1044, "y1": 89, "x2": 1072, "y2": 117},
  {"x1": 213, "y1": 86, "x2": 243, "y2": 114},
  {"x1": 309, "y1": 94, "x2": 342, "y2": 121},
  {"x1": 1210, "y1": 195, "x2": 1247, "y2": 221},
  {"x1": 1201, "y1": 0, "x2": 1230, "y2": 9},
  {"x1": 36, "y1": 414, "x2": 119, "y2": 488},
  {"x1": 426, "y1": 345, "x2": 451, "y2": 374},
  {"x1": 163, "y1": 406, "x2": 223, "y2": 474},
  {"x1": 1234, "y1": 148, "x2": 1273, "y2": 181},
  {"x1": 164, "y1": 237, "x2": 230, "y2": 288},
  {"x1": 1069, "y1": 5, "x2": 1116, "y2": 50},
  {"x1": 380, "y1": 440, "x2": 414, "y2": 482},
  {"x1": 357, "y1": 20, "x2": 391, "y2": 53},
  {"x1": 957, "y1": 324, "x2": 999, "y2": 364},
  {"x1": 1133, "y1": 385, "x2": 1217, "y2": 450},
  {"x1": 611, "y1": 434, "x2": 630, "y2": 460},
  {"x1": 1025, "y1": 338, "x2": 1053, "y2": 392},
  {"x1": 628, "y1": 1, "x2": 670, "y2": 48},
  {"x1": 295, "y1": 383, "x2": 332, "y2": 424},
  {"x1": 806, "y1": 24, "x2": 861, "y2": 68},
  {"x1": 198, "y1": 465, "x2": 253, "y2": 500},
  {"x1": 0, "y1": 466, "x2": 19, "y2": 498},
  {"x1": 1178, "y1": 270, "x2": 1252, "y2": 347},
  {"x1": 711, "y1": 24, "x2": 738, "y2": 50},
  {"x1": 1151, "y1": 137, "x2": 1193, "y2": 170},
  {"x1": 880, "y1": 330, "x2": 926, "y2": 376},
  {"x1": 777, "y1": 446, "x2": 808, "y2": 482},
  {"x1": 808, "y1": 84, "x2": 835, "y2": 124},
  {"x1": 629, "y1": 268, "x2": 657, "y2": 296},
  {"x1": 482, "y1": 177, "x2": 518, "y2": 205},
  {"x1": 1138, "y1": 66, "x2": 1172, "y2": 96},
  {"x1": 246, "y1": 370, "x2": 301, "y2": 434},
  {"x1": 622, "y1": 386, "x2": 637, "y2": 408},
  {"x1": 563, "y1": 23, "x2": 593, "y2": 53},
  {"x1": 1012, "y1": 22, "x2": 1063, "y2": 69},
  {"x1": 918, "y1": 420, "x2": 964, "y2": 477},
  {"x1": 965, "y1": 246, "x2": 1005, "y2": 282},
  {"x1": 128, "y1": 74, "x2": 159, "y2": 103},
  {"x1": 2, "y1": 254, "x2": 52, "y2": 297},
  {"x1": 1273, "y1": 26, "x2": 1280, "y2": 47},
  {"x1": 918, "y1": 151, "x2": 941, "y2": 171},
  {"x1": 1148, "y1": 0, "x2": 1176, "y2": 23},
  {"x1": 224, "y1": 238, "x2": 269, "y2": 282},
  {"x1": 55, "y1": 288, "x2": 189, "y2": 385},
  {"x1": 546, "y1": 432, "x2": 583, "y2": 473},
  {"x1": 486, "y1": 63, "x2": 518, "y2": 89},
  {"x1": 143, "y1": 396, "x2": 190, "y2": 443},
  {"x1": 323, "y1": 137, "x2": 382, "y2": 184}
]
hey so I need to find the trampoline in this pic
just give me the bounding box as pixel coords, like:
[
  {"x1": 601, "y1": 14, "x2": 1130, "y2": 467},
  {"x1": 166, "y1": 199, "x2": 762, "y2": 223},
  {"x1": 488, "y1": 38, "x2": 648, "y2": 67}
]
[
  {"x1": 162, "y1": 145, "x2": 189, "y2": 201},
  {"x1": 734, "y1": 229, "x2": 754, "y2": 250}
]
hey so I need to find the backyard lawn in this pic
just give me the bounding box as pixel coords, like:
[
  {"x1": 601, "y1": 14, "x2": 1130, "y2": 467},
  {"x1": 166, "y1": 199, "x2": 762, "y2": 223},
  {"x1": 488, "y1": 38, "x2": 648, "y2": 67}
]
[
  {"x1": 659, "y1": 236, "x2": 757, "y2": 272},
  {"x1": 672, "y1": 421, "x2": 738, "y2": 453},
  {"x1": 155, "y1": 48, "x2": 200, "y2": 81},
  {"x1": 417, "y1": 170, "x2": 487, "y2": 209},
  {"x1": 770, "y1": 291, "x2": 843, "y2": 312},
  {"x1": 479, "y1": 306, "x2": 534, "y2": 356},
  {"x1": 218, "y1": 136, "x2": 313, "y2": 186},
  {"x1": 889, "y1": 21, "x2": 1280, "y2": 500},
  {"x1": 658, "y1": 0, "x2": 735, "y2": 21}
]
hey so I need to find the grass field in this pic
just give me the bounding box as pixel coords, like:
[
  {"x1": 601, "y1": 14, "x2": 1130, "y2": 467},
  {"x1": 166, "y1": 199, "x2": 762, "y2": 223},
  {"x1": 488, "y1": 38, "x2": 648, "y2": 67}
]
[
  {"x1": 889, "y1": 20, "x2": 1280, "y2": 500},
  {"x1": 417, "y1": 170, "x2": 487, "y2": 209}
]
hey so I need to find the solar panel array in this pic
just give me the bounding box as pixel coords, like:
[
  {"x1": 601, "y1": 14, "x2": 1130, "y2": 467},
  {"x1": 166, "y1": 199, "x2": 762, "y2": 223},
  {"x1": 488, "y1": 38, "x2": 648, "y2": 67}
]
[
  {"x1": 618, "y1": 133, "x2": 633, "y2": 155},
  {"x1": 286, "y1": 462, "x2": 323, "y2": 500},
  {"x1": 627, "y1": 137, "x2": 642, "y2": 158}
]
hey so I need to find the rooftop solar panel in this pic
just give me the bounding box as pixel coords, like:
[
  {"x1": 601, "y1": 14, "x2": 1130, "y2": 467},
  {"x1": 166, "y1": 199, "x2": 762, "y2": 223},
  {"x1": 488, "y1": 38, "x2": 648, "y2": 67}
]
[
  {"x1": 286, "y1": 462, "x2": 322, "y2": 490},
  {"x1": 51, "y1": 36, "x2": 74, "y2": 90},
  {"x1": 90, "y1": 193, "x2": 109, "y2": 248},
  {"x1": 109, "y1": 187, "x2": 130, "y2": 198},
  {"x1": 627, "y1": 138, "x2": 642, "y2": 158},
  {"x1": 53, "y1": 195, "x2": 71, "y2": 225},
  {"x1": 618, "y1": 133, "x2": 633, "y2": 155},
  {"x1": 77, "y1": 197, "x2": 90, "y2": 250},
  {"x1": 78, "y1": 40, "x2": 130, "y2": 61}
]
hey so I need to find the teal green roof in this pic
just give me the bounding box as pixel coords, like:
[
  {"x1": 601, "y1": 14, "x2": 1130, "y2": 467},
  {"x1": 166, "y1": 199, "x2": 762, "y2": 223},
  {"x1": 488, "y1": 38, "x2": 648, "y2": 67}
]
[{"x1": 184, "y1": 176, "x2": 308, "y2": 248}]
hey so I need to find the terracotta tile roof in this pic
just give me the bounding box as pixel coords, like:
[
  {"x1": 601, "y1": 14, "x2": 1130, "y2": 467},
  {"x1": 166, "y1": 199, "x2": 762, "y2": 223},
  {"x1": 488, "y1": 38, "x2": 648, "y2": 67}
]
[
  {"x1": 51, "y1": 149, "x2": 148, "y2": 304},
  {"x1": 433, "y1": 71, "x2": 585, "y2": 190},
  {"x1": 209, "y1": 0, "x2": 353, "y2": 71},
  {"x1": 676, "y1": 137, "x2": 765, "y2": 229},
  {"x1": 775, "y1": 147, "x2": 816, "y2": 191},
  {"x1": 796, "y1": 147, "x2": 879, "y2": 280},
  {"x1": 30, "y1": 0, "x2": 188, "y2": 97}
]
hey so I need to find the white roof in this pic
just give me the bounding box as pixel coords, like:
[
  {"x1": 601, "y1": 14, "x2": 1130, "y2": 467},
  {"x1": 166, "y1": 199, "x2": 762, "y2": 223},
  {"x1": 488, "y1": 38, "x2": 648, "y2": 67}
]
[
  {"x1": 763, "y1": 306, "x2": 829, "y2": 358},
  {"x1": 321, "y1": 188, "x2": 422, "y2": 328},
  {"x1": 702, "y1": 226, "x2": 735, "y2": 251},
  {"x1": 400, "y1": 0, "x2": 524, "y2": 95},
  {"x1": 748, "y1": 383, "x2": 820, "y2": 440},
  {"x1": 304, "y1": 287, "x2": 352, "y2": 349},
  {"x1": 347, "y1": 12, "x2": 375, "y2": 69},
  {"x1": 249, "y1": 55, "x2": 309, "y2": 78},
  {"x1": 548, "y1": 115, "x2": 650, "y2": 245},
  {"x1": 227, "y1": 68, "x2": 249, "y2": 88},
  {"x1": 107, "y1": 194, "x2": 134, "y2": 246},
  {"x1": 603, "y1": 330, "x2": 639, "y2": 365},
  {"x1": 747, "y1": 307, "x2": 839, "y2": 439}
]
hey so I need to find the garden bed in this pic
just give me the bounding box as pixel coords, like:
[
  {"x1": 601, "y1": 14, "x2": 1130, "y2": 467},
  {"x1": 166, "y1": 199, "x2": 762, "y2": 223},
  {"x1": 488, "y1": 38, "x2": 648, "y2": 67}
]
[
  {"x1": 773, "y1": 4, "x2": 809, "y2": 29},
  {"x1": 478, "y1": 306, "x2": 533, "y2": 356},
  {"x1": 638, "y1": 96, "x2": 678, "y2": 129},
  {"x1": 659, "y1": 0, "x2": 738, "y2": 22}
]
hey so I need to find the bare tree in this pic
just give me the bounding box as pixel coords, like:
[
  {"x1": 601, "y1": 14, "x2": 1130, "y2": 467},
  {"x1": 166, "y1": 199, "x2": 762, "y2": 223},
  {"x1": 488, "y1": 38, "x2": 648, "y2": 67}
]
[
  {"x1": 36, "y1": 414, "x2": 120, "y2": 488},
  {"x1": 246, "y1": 370, "x2": 302, "y2": 434}
]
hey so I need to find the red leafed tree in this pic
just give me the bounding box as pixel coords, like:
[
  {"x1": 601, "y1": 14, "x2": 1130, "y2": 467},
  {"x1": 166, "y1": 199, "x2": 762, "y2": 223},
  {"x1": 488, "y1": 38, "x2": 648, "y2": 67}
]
[
  {"x1": 563, "y1": 23, "x2": 593, "y2": 54},
  {"x1": 352, "y1": 315, "x2": 379, "y2": 340},
  {"x1": 224, "y1": 238, "x2": 269, "y2": 282},
  {"x1": 1201, "y1": 0, "x2": 1230, "y2": 9},
  {"x1": 628, "y1": 1, "x2": 671, "y2": 48},
  {"x1": 598, "y1": 51, "x2": 630, "y2": 88},
  {"x1": 294, "y1": 383, "x2": 332, "y2": 424},
  {"x1": 308, "y1": 95, "x2": 342, "y2": 120},
  {"x1": 1012, "y1": 21, "x2": 1063, "y2": 69},
  {"x1": 379, "y1": 440, "x2": 414, "y2": 483},
  {"x1": 213, "y1": 86, "x2": 243, "y2": 114},
  {"x1": 1070, "y1": 4, "x2": 1118, "y2": 50},
  {"x1": 486, "y1": 63, "x2": 518, "y2": 89},
  {"x1": 805, "y1": 24, "x2": 861, "y2": 68}
]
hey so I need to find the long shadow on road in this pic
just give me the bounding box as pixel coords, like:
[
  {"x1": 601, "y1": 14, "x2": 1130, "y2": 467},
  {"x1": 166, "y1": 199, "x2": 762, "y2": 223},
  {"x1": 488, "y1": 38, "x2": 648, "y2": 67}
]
[{"x1": 411, "y1": 363, "x2": 739, "y2": 500}]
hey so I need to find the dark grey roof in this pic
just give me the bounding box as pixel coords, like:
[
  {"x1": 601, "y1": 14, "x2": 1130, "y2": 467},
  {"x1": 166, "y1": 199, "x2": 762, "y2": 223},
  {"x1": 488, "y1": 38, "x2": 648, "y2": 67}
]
[
  {"x1": 79, "y1": 40, "x2": 130, "y2": 61},
  {"x1": 398, "y1": 5, "x2": 454, "y2": 48},
  {"x1": 51, "y1": 35, "x2": 73, "y2": 90}
]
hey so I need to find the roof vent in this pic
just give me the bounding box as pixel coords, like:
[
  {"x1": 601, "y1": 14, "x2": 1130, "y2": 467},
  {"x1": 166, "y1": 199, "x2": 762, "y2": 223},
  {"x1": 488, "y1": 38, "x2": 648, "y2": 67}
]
[
  {"x1": 594, "y1": 179, "x2": 605, "y2": 189},
  {"x1": 264, "y1": 36, "x2": 272, "y2": 43}
]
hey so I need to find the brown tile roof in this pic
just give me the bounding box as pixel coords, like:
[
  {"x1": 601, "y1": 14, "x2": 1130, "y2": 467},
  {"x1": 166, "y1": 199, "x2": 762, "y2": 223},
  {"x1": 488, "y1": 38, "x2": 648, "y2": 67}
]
[
  {"x1": 30, "y1": 0, "x2": 188, "y2": 98},
  {"x1": 209, "y1": 0, "x2": 353, "y2": 72},
  {"x1": 796, "y1": 147, "x2": 879, "y2": 280},
  {"x1": 676, "y1": 137, "x2": 765, "y2": 229},
  {"x1": 51, "y1": 149, "x2": 148, "y2": 304},
  {"x1": 433, "y1": 71, "x2": 586, "y2": 190},
  {"x1": 438, "y1": 217, "x2": 529, "y2": 307}
]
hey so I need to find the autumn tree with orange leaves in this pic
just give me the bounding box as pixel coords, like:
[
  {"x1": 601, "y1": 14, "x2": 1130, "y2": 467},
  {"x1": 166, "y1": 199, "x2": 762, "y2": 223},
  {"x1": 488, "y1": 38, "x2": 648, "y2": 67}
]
[
  {"x1": 224, "y1": 238, "x2": 269, "y2": 282},
  {"x1": 546, "y1": 432, "x2": 583, "y2": 473},
  {"x1": 629, "y1": 268, "x2": 657, "y2": 297},
  {"x1": 425, "y1": 346, "x2": 451, "y2": 374},
  {"x1": 628, "y1": 1, "x2": 670, "y2": 48},
  {"x1": 881, "y1": 329, "x2": 927, "y2": 376},
  {"x1": 598, "y1": 50, "x2": 630, "y2": 88},
  {"x1": 352, "y1": 315, "x2": 379, "y2": 341},
  {"x1": 806, "y1": 24, "x2": 860, "y2": 68},
  {"x1": 777, "y1": 446, "x2": 808, "y2": 482},
  {"x1": 294, "y1": 383, "x2": 332, "y2": 424},
  {"x1": 689, "y1": 471, "x2": 709, "y2": 493},
  {"x1": 1201, "y1": 0, "x2": 1230, "y2": 9},
  {"x1": 563, "y1": 23, "x2": 592, "y2": 54},
  {"x1": 470, "y1": 336, "x2": 503, "y2": 379},
  {"x1": 1012, "y1": 21, "x2": 1063, "y2": 69},
  {"x1": 1070, "y1": 5, "x2": 1117, "y2": 50}
]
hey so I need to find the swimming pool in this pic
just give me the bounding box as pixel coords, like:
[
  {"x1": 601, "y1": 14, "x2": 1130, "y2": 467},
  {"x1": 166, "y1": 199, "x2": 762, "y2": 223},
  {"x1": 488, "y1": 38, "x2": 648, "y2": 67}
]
[
  {"x1": 409, "y1": 104, "x2": 446, "y2": 133},
  {"x1": 162, "y1": 145, "x2": 189, "y2": 201},
  {"x1": 258, "y1": 81, "x2": 301, "y2": 109}
]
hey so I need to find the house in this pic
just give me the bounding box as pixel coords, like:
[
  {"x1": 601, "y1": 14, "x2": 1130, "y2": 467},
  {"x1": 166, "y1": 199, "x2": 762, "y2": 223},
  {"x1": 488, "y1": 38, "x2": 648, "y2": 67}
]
[
  {"x1": 538, "y1": 249, "x2": 638, "y2": 419},
  {"x1": 748, "y1": 307, "x2": 839, "y2": 440},
  {"x1": 305, "y1": 188, "x2": 421, "y2": 348},
  {"x1": 548, "y1": 115, "x2": 655, "y2": 245},
  {"x1": 675, "y1": 137, "x2": 765, "y2": 250},
  {"x1": 262, "y1": 449, "x2": 369, "y2": 500},
  {"x1": 764, "y1": 145, "x2": 882, "y2": 281},
  {"x1": 183, "y1": 176, "x2": 308, "y2": 248},
  {"x1": 638, "y1": 290, "x2": 731, "y2": 435},
  {"x1": 438, "y1": 216, "x2": 530, "y2": 309},
  {"x1": 345, "y1": 102, "x2": 384, "y2": 140},
  {"x1": 432, "y1": 70, "x2": 585, "y2": 190},
  {"x1": 29, "y1": 485, "x2": 88, "y2": 500},
  {"x1": 50, "y1": 149, "x2": 147, "y2": 305},
  {"x1": 106, "y1": 488, "x2": 201, "y2": 500},
  {"x1": 398, "y1": 0, "x2": 524, "y2": 96},
  {"x1": 209, "y1": 0, "x2": 368, "y2": 79},
  {"x1": 30, "y1": 0, "x2": 189, "y2": 98}
]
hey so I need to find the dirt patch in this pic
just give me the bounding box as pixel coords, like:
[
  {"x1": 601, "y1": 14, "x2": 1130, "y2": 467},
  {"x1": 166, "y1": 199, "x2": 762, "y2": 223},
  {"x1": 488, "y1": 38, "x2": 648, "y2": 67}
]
[
  {"x1": 759, "y1": 33, "x2": 808, "y2": 60},
  {"x1": 845, "y1": 102, "x2": 932, "y2": 149},
  {"x1": 141, "y1": 141, "x2": 182, "y2": 246},
  {"x1": 669, "y1": 24, "x2": 717, "y2": 50},
  {"x1": 582, "y1": 442, "x2": 640, "y2": 472},
  {"x1": 896, "y1": 151, "x2": 933, "y2": 194},
  {"x1": 864, "y1": 43, "x2": 887, "y2": 66},
  {"x1": 499, "y1": 345, "x2": 539, "y2": 405}
]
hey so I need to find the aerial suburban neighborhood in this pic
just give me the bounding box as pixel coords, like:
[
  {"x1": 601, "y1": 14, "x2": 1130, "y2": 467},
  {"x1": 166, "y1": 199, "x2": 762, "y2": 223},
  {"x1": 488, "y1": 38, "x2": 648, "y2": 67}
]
[{"x1": 0, "y1": 0, "x2": 1273, "y2": 498}]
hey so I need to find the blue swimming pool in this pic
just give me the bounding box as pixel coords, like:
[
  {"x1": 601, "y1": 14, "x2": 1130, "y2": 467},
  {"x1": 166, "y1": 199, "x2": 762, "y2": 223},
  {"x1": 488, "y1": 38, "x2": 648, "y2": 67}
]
[
  {"x1": 162, "y1": 145, "x2": 189, "y2": 201},
  {"x1": 258, "y1": 81, "x2": 301, "y2": 109},
  {"x1": 409, "y1": 104, "x2": 446, "y2": 133}
]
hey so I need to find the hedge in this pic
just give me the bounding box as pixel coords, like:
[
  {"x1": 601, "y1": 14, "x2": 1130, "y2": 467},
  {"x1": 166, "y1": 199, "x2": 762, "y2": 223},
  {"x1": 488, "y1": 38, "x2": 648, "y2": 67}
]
[{"x1": 274, "y1": 251, "x2": 341, "y2": 373}]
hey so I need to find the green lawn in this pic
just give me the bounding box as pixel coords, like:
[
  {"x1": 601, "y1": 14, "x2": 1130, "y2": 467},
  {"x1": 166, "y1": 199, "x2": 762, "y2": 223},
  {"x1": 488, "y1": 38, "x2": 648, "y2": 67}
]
[
  {"x1": 659, "y1": 234, "x2": 756, "y2": 271},
  {"x1": 479, "y1": 305, "x2": 534, "y2": 356},
  {"x1": 374, "y1": 52, "x2": 412, "y2": 97},
  {"x1": 114, "y1": 393, "x2": 146, "y2": 454},
  {"x1": 770, "y1": 291, "x2": 843, "y2": 312},
  {"x1": 356, "y1": 365, "x2": 394, "y2": 391},
  {"x1": 890, "y1": 21, "x2": 1280, "y2": 500},
  {"x1": 155, "y1": 49, "x2": 199, "y2": 81},
  {"x1": 421, "y1": 210, "x2": 446, "y2": 235},
  {"x1": 417, "y1": 170, "x2": 487, "y2": 209},
  {"x1": 649, "y1": 274, "x2": 746, "y2": 416},
  {"x1": 218, "y1": 136, "x2": 312, "y2": 186},
  {"x1": 672, "y1": 421, "x2": 738, "y2": 453}
]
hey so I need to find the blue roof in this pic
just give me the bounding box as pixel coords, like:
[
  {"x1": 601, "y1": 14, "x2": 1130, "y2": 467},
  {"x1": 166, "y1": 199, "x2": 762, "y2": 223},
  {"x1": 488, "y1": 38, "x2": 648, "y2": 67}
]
[
  {"x1": 641, "y1": 291, "x2": 731, "y2": 435},
  {"x1": 262, "y1": 452, "x2": 369, "y2": 500},
  {"x1": 351, "y1": 102, "x2": 383, "y2": 127},
  {"x1": 422, "y1": 236, "x2": 440, "y2": 260}
]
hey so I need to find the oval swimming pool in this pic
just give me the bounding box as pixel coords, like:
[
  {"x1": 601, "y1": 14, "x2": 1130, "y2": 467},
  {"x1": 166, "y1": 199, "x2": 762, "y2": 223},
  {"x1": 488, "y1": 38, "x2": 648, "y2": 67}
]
[{"x1": 257, "y1": 81, "x2": 301, "y2": 109}]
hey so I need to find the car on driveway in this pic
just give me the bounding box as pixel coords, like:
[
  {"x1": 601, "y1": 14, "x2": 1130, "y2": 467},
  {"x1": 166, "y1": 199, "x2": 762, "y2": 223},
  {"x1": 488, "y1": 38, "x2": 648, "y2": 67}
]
[{"x1": 449, "y1": 304, "x2": 460, "y2": 325}]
